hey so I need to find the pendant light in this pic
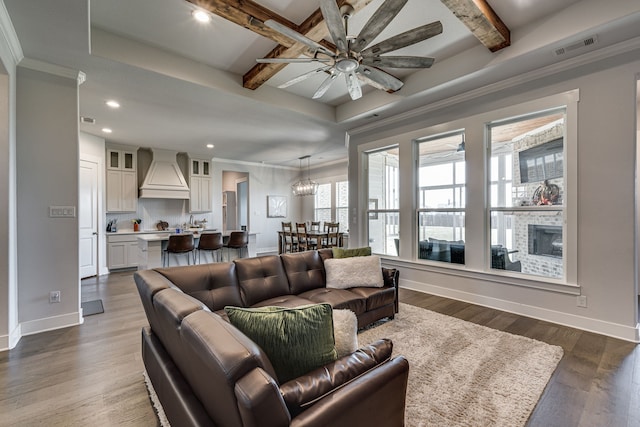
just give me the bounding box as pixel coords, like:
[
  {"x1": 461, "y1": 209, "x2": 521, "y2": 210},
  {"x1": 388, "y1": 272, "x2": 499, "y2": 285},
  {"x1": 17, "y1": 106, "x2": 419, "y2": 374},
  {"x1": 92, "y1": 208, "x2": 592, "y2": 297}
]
[{"x1": 292, "y1": 155, "x2": 318, "y2": 197}]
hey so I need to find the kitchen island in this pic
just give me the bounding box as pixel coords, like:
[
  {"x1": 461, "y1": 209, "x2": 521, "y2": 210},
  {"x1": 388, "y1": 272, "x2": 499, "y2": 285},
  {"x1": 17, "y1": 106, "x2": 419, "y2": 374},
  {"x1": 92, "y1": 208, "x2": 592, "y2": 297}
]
[{"x1": 137, "y1": 231, "x2": 257, "y2": 270}]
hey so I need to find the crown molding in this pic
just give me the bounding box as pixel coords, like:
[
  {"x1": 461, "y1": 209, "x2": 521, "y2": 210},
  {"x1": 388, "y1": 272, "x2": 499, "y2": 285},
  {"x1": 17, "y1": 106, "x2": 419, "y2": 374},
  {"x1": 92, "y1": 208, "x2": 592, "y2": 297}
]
[
  {"x1": 0, "y1": 1, "x2": 23, "y2": 65},
  {"x1": 19, "y1": 57, "x2": 85, "y2": 84}
]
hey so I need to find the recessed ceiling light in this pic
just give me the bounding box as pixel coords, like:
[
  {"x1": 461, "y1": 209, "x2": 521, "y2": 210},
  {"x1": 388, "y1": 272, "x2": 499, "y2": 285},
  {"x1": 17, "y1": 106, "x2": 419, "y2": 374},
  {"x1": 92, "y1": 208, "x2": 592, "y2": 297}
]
[
  {"x1": 106, "y1": 100, "x2": 120, "y2": 108},
  {"x1": 206, "y1": 144, "x2": 214, "y2": 149},
  {"x1": 192, "y1": 9, "x2": 210, "y2": 23},
  {"x1": 102, "y1": 128, "x2": 112, "y2": 134}
]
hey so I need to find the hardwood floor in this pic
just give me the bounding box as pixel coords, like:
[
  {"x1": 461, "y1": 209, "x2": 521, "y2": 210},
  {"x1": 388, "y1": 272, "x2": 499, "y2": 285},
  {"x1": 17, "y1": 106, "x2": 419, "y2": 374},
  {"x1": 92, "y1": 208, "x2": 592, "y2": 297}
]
[{"x1": 1, "y1": 272, "x2": 638, "y2": 426}]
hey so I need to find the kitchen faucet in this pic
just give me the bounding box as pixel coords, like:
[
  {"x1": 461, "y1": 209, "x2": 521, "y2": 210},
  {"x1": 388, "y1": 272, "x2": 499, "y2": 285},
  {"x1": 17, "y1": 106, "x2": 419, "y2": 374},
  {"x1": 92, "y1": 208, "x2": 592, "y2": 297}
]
[{"x1": 189, "y1": 214, "x2": 194, "y2": 226}]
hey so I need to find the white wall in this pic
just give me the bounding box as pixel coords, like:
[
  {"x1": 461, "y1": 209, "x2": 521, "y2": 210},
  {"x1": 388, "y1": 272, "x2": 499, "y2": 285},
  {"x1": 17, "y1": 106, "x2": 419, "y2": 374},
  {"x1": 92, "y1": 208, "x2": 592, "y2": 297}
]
[
  {"x1": 16, "y1": 65, "x2": 81, "y2": 334},
  {"x1": 349, "y1": 55, "x2": 640, "y2": 341},
  {"x1": 213, "y1": 159, "x2": 301, "y2": 253}
]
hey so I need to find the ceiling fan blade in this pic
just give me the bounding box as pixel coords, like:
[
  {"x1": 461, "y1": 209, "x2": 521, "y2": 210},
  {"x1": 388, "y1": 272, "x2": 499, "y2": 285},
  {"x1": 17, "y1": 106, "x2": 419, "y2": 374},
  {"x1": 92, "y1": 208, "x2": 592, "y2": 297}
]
[
  {"x1": 345, "y1": 71, "x2": 362, "y2": 100},
  {"x1": 356, "y1": 66, "x2": 403, "y2": 92},
  {"x1": 312, "y1": 71, "x2": 339, "y2": 99},
  {"x1": 361, "y1": 55, "x2": 435, "y2": 68},
  {"x1": 361, "y1": 21, "x2": 443, "y2": 56},
  {"x1": 319, "y1": 0, "x2": 348, "y2": 53},
  {"x1": 280, "y1": 66, "x2": 332, "y2": 89},
  {"x1": 264, "y1": 19, "x2": 334, "y2": 57},
  {"x1": 352, "y1": 0, "x2": 408, "y2": 53},
  {"x1": 257, "y1": 57, "x2": 331, "y2": 64}
]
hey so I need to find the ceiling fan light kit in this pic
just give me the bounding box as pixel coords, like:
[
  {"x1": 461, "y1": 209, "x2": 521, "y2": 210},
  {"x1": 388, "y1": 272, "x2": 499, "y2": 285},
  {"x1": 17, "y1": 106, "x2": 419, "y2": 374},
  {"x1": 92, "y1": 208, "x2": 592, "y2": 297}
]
[{"x1": 257, "y1": 0, "x2": 443, "y2": 101}]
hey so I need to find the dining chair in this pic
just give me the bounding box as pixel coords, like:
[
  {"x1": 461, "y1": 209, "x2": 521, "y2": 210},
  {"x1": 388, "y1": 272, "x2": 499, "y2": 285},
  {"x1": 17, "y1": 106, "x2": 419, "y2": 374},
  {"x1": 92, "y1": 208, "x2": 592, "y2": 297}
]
[
  {"x1": 309, "y1": 221, "x2": 321, "y2": 248},
  {"x1": 196, "y1": 232, "x2": 223, "y2": 263},
  {"x1": 281, "y1": 222, "x2": 297, "y2": 253},
  {"x1": 322, "y1": 222, "x2": 340, "y2": 248},
  {"x1": 310, "y1": 221, "x2": 321, "y2": 231},
  {"x1": 295, "y1": 222, "x2": 316, "y2": 252},
  {"x1": 164, "y1": 234, "x2": 195, "y2": 267},
  {"x1": 224, "y1": 230, "x2": 249, "y2": 260}
]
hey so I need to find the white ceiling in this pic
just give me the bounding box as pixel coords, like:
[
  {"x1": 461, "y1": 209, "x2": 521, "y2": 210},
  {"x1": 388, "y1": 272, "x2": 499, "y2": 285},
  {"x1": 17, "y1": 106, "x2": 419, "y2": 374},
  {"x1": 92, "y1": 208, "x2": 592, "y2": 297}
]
[{"x1": 4, "y1": 0, "x2": 640, "y2": 166}]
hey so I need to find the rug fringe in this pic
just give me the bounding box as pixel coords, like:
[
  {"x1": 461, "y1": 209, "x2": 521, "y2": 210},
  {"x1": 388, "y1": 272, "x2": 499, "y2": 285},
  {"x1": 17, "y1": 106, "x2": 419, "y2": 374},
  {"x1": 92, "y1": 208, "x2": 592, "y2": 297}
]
[{"x1": 143, "y1": 369, "x2": 172, "y2": 427}]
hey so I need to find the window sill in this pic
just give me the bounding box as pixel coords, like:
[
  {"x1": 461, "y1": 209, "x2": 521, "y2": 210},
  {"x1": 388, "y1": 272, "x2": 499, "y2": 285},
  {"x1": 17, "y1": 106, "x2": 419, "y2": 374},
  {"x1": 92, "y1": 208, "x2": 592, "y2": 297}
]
[{"x1": 380, "y1": 256, "x2": 580, "y2": 296}]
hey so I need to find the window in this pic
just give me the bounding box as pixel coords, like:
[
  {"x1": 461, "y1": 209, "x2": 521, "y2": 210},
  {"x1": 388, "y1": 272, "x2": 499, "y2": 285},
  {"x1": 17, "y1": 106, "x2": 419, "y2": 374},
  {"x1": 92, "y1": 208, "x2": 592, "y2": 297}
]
[
  {"x1": 335, "y1": 180, "x2": 348, "y2": 232},
  {"x1": 314, "y1": 183, "x2": 332, "y2": 224},
  {"x1": 416, "y1": 132, "x2": 466, "y2": 264},
  {"x1": 367, "y1": 147, "x2": 399, "y2": 256},
  {"x1": 488, "y1": 109, "x2": 565, "y2": 279},
  {"x1": 314, "y1": 180, "x2": 348, "y2": 231}
]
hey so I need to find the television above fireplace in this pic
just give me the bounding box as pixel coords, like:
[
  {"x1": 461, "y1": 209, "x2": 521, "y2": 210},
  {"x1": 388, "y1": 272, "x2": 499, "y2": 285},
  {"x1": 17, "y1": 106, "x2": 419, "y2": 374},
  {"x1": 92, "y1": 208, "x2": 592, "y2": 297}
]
[{"x1": 518, "y1": 138, "x2": 563, "y2": 183}]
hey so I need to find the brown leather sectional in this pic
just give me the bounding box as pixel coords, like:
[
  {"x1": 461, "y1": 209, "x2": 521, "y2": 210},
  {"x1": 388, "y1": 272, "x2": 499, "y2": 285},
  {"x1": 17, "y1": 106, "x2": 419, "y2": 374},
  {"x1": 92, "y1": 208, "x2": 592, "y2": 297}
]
[{"x1": 134, "y1": 248, "x2": 408, "y2": 427}]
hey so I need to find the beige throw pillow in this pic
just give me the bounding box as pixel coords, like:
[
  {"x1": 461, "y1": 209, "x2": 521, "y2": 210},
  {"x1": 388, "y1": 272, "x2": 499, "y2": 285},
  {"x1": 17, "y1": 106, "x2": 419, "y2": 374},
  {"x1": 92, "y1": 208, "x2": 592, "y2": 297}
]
[
  {"x1": 332, "y1": 309, "x2": 358, "y2": 357},
  {"x1": 324, "y1": 255, "x2": 384, "y2": 289}
]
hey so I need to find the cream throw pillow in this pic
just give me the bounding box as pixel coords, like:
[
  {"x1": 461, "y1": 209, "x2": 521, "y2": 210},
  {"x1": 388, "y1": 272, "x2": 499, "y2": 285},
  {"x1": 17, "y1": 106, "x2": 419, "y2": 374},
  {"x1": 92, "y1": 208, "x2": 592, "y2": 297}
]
[
  {"x1": 332, "y1": 309, "x2": 358, "y2": 357},
  {"x1": 324, "y1": 255, "x2": 384, "y2": 289}
]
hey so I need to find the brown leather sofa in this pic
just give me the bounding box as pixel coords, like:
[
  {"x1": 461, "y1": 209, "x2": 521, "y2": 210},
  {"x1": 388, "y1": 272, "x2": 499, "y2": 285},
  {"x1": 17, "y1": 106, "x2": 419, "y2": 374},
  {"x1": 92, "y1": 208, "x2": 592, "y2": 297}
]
[{"x1": 135, "y1": 249, "x2": 408, "y2": 427}]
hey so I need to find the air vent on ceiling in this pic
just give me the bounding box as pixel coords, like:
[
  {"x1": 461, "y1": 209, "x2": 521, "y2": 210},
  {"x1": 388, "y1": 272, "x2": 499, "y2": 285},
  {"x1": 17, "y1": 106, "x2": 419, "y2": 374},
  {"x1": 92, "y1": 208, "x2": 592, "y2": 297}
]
[
  {"x1": 553, "y1": 35, "x2": 598, "y2": 56},
  {"x1": 80, "y1": 116, "x2": 95, "y2": 124}
]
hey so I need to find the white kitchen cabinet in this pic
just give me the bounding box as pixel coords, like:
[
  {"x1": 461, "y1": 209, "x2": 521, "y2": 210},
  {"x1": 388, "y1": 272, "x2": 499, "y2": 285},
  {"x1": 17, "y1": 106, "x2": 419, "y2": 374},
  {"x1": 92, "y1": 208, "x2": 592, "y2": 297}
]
[
  {"x1": 106, "y1": 145, "x2": 138, "y2": 212},
  {"x1": 107, "y1": 234, "x2": 139, "y2": 269},
  {"x1": 189, "y1": 157, "x2": 212, "y2": 213}
]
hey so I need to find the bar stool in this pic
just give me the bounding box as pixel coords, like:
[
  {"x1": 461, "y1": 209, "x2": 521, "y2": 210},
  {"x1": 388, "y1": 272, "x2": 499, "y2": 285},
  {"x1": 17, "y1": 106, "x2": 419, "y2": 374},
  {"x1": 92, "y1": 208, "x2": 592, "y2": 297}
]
[
  {"x1": 164, "y1": 234, "x2": 195, "y2": 267},
  {"x1": 224, "y1": 231, "x2": 248, "y2": 260},
  {"x1": 196, "y1": 232, "x2": 223, "y2": 263}
]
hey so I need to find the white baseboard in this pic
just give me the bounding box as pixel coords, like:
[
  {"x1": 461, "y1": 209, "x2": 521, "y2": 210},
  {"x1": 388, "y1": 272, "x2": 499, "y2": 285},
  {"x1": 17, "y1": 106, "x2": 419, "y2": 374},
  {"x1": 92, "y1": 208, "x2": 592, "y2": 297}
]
[
  {"x1": 20, "y1": 311, "x2": 83, "y2": 337},
  {"x1": 256, "y1": 247, "x2": 278, "y2": 256},
  {"x1": 0, "y1": 324, "x2": 21, "y2": 351},
  {"x1": 402, "y1": 279, "x2": 640, "y2": 343}
]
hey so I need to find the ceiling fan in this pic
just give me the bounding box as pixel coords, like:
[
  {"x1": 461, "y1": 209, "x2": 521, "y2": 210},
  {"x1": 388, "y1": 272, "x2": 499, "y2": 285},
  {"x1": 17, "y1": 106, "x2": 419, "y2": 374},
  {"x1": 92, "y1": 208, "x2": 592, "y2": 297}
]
[{"x1": 256, "y1": 0, "x2": 443, "y2": 100}]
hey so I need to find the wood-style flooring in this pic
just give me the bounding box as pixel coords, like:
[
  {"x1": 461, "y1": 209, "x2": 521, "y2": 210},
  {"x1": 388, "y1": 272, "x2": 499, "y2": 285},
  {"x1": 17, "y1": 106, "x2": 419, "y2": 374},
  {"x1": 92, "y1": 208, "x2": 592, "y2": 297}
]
[{"x1": 0, "y1": 271, "x2": 638, "y2": 426}]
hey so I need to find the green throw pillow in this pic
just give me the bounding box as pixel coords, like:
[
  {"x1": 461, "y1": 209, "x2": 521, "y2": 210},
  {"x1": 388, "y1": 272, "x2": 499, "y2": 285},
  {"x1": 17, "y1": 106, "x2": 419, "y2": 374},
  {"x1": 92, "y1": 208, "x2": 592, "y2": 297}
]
[
  {"x1": 224, "y1": 304, "x2": 338, "y2": 383},
  {"x1": 332, "y1": 246, "x2": 372, "y2": 259}
]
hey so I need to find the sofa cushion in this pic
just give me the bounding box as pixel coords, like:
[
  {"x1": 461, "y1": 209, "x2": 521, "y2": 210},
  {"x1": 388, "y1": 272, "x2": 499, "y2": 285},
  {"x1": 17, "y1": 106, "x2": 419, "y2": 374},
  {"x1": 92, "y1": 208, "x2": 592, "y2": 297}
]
[
  {"x1": 234, "y1": 255, "x2": 290, "y2": 306},
  {"x1": 251, "y1": 294, "x2": 315, "y2": 309},
  {"x1": 299, "y1": 288, "x2": 367, "y2": 315},
  {"x1": 324, "y1": 255, "x2": 384, "y2": 289},
  {"x1": 280, "y1": 250, "x2": 326, "y2": 295},
  {"x1": 332, "y1": 246, "x2": 372, "y2": 259},
  {"x1": 155, "y1": 263, "x2": 242, "y2": 311},
  {"x1": 224, "y1": 304, "x2": 338, "y2": 383}
]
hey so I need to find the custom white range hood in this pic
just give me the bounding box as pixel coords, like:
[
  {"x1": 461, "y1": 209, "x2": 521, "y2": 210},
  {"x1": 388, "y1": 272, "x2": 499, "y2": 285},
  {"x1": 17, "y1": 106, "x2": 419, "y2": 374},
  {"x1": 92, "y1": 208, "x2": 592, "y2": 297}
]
[{"x1": 139, "y1": 149, "x2": 190, "y2": 199}]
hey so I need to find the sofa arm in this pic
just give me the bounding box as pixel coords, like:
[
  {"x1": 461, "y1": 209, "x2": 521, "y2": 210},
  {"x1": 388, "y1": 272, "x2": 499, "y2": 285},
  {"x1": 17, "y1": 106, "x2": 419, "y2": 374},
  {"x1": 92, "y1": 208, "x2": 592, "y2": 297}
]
[
  {"x1": 280, "y1": 339, "x2": 393, "y2": 417},
  {"x1": 382, "y1": 267, "x2": 400, "y2": 313},
  {"x1": 290, "y1": 355, "x2": 409, "y2": 427},
  {"x1": 235, "y1": 367, "x2": 291, "y2": 427}
]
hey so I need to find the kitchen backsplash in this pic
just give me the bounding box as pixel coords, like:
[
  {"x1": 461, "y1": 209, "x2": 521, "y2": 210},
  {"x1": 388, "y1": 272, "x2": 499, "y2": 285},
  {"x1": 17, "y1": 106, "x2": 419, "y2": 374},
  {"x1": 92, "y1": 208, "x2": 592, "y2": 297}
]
[{"x1": 106, "y1": 198, "x2": 214, "y2": 232}]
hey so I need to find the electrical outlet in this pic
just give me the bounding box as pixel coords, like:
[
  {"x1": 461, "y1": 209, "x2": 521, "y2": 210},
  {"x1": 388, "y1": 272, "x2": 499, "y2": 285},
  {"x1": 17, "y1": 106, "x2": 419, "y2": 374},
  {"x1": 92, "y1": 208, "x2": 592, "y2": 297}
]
[
  {"x1": 50, "y1": 291, "x2": 61, "y2": 303},
  {"x1": 576, "y1": 295, "x2": 587, "y2": 308}
]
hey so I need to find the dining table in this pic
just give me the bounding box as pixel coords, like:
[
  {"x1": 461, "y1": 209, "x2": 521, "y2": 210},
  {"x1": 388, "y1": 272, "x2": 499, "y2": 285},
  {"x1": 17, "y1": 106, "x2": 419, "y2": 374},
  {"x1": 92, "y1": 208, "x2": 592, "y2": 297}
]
[{"x1": 276, "y1": 230, "x2": 345, "y2": 254}]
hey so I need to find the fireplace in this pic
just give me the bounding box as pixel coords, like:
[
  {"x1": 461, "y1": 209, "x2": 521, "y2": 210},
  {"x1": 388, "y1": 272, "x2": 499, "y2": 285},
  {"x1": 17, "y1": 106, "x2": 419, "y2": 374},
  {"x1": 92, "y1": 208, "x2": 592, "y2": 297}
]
[{"x1": 528, "y1": 225, "x2": 562, "y2": 258}]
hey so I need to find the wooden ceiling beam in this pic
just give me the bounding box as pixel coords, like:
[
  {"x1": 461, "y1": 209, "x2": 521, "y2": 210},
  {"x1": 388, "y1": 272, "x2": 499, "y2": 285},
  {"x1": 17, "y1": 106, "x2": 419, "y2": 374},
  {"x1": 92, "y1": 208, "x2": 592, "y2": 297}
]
[{"x1": 440, "y1": 0, "x2": 510, "y2": 52}]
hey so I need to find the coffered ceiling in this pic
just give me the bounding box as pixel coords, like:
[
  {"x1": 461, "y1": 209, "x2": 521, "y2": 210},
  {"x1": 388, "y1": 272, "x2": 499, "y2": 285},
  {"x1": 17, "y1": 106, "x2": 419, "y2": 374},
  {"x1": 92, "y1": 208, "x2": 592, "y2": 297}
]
[{"x1": 4, "y1": 0, "x2": 640, "y2": 166}]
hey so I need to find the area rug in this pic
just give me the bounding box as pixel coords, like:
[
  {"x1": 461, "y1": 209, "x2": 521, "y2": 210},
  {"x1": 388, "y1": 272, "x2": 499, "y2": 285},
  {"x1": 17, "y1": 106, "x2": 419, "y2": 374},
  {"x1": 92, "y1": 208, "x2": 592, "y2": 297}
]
[
  {"x1": 81, "y1": 299, "x2": 104, "y2": 316},
  {"x1": 358, "y1": 303, "x2": 564, "y2": 427}
]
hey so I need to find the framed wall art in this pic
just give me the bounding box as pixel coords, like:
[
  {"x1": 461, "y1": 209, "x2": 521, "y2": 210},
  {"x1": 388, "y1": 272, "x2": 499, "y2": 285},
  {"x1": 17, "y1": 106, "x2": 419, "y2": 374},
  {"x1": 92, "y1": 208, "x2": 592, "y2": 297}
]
[{"x1": 267, "y1": 195, "x2": 287, "y2": 218}]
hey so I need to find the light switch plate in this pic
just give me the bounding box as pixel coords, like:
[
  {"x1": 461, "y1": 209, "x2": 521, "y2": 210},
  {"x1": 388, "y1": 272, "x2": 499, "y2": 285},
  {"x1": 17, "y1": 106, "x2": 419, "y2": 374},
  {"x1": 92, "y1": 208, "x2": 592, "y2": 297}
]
[{"x1": 49, "y1": 206, "x2": 76, "y2": 218}]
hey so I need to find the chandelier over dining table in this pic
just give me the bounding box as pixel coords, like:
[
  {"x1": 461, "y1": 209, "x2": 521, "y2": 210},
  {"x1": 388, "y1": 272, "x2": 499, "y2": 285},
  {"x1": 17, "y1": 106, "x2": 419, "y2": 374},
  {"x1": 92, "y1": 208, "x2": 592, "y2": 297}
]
[{"x1": 292, "y1": 155, "x2": 318, "y2": 197}]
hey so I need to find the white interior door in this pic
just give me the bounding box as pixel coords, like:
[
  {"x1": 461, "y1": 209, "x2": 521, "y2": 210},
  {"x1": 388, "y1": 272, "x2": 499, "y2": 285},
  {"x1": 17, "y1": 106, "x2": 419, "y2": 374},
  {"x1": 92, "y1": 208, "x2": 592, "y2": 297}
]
[{"x1": 80, "y1": 159, "x2": 99, "y2": 278}]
